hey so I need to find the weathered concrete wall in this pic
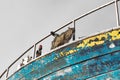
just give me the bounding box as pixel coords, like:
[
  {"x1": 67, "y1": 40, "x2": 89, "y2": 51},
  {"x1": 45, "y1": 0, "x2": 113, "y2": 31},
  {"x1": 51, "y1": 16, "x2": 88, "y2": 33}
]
[{"x1": 8, "y1": 28, "x2": 120, "y2": 80}]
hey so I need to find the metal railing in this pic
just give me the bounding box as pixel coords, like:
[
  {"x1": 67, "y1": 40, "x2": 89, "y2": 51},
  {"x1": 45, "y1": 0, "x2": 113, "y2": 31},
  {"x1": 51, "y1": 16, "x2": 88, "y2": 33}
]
[{"x1": 0, "y1": 0, "x2": 120, "y2": 79}]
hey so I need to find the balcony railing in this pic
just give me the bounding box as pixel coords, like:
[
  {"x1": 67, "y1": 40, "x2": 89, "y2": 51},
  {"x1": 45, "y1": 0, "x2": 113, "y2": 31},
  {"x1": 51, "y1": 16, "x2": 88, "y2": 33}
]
[{"x1": 0, "y1": 0, "x2": 120, "y2": 79}]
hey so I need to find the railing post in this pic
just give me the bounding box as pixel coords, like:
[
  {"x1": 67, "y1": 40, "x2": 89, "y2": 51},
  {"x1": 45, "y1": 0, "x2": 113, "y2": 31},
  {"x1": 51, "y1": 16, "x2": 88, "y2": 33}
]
[
  {"x1": 33, "y1": 44, "x2": 36, "y2": 59},
  {"x1": 115, "y1": 0, "x2": 120, "y2": 26},
  {"x1": 6, "y1": 68, "x2": 9, "y2": 79},
  {"x1": 73, "y1": 20, "x2": 76, "y2": 41}
]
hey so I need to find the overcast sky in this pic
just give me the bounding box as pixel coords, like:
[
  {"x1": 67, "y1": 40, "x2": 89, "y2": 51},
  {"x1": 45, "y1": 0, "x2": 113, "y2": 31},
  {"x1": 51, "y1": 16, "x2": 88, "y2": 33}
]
[{"x1": 0, "y1": 0, "x2": 119, "y2": 77}]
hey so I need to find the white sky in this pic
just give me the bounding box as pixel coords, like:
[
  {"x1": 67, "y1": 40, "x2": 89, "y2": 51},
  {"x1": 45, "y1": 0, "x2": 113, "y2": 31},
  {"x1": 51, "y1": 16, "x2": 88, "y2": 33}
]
[{"x1": 0, "y1": 0, "x2": 119, "y2": 77}]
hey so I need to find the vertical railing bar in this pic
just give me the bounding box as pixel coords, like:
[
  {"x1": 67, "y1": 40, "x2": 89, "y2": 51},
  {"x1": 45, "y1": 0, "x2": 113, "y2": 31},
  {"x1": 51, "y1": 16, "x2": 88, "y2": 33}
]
[
  {"x1": 36, "y1": 21, "x2": 73, "y2": 45},
  {"x1": 73, "y1": 20, "x2": 76, "y2": 40},
  {"x1": 115, "y1": 0, "x2": 120, "y2": 26},
  {"x1": 4, "y1": 45, "x2": 34, "y2": 79},
  {"x1": 8, "y1": 45, "x2": 34, "y2": 68},
  {"x1": 54, "y1": 21, "x2": 73, "y2": 33},
  {"x1": 33, "y1": 44, "x2": 36, "y2": 59},
  {"x1": 6, "y1": 68, "x2": 9, "y2": 79},
  {"x1": 74, "y1": 0, "x2": 118, "y2": 21}
]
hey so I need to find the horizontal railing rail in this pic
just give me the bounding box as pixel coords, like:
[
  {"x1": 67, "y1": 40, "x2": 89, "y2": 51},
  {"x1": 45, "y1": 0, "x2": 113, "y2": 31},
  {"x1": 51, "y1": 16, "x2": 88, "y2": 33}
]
[
  {"x1": 35, "y1": 21, "x2": 73, "y2": 45},
  {"x1": 0, "y1": 69, "x2": 7, "y2": 78},
  {"x1": 0, "y1": 0, "x2": 119, "y2": 79}
]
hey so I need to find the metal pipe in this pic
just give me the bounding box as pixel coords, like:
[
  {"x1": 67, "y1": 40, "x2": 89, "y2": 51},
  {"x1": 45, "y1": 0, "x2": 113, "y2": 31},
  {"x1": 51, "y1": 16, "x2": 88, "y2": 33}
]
[
  {"x1": 8, "y1": 45, "x2": 34, "y2": 68},
  {"x1": 33, "y1": 44, "x2": 36, "y2": 59},
  {"x1": 73, "y1": 20, "x2": 76, "y2": 40},
  {"x1": 115, "y1": 0, "x2": 120, "y2": 26},
  {"x1": 74, "y1": 0, "x2": 118, "y2": 21},
  {"x1": 35, "y1": 0, "x2": 120, "y2": 44},
  {"x1": 6, "y1": 68, "x2": 9, "y2": 79},
  {"x1": 0, "y1": 69, "x2": 7, "y2": 78},
  {"x1": 54, "y1": 21, "x2": 73, "y2": 33},
  {"x1": 36, "y1": 21, "x2": 73, "y2": 45}
]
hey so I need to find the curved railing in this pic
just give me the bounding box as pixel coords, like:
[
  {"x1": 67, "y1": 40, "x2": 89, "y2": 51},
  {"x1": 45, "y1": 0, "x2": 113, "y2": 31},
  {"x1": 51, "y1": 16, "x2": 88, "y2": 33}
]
[{"x1": 0, "y1": 0, "x2": 120, "y2": 79}]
